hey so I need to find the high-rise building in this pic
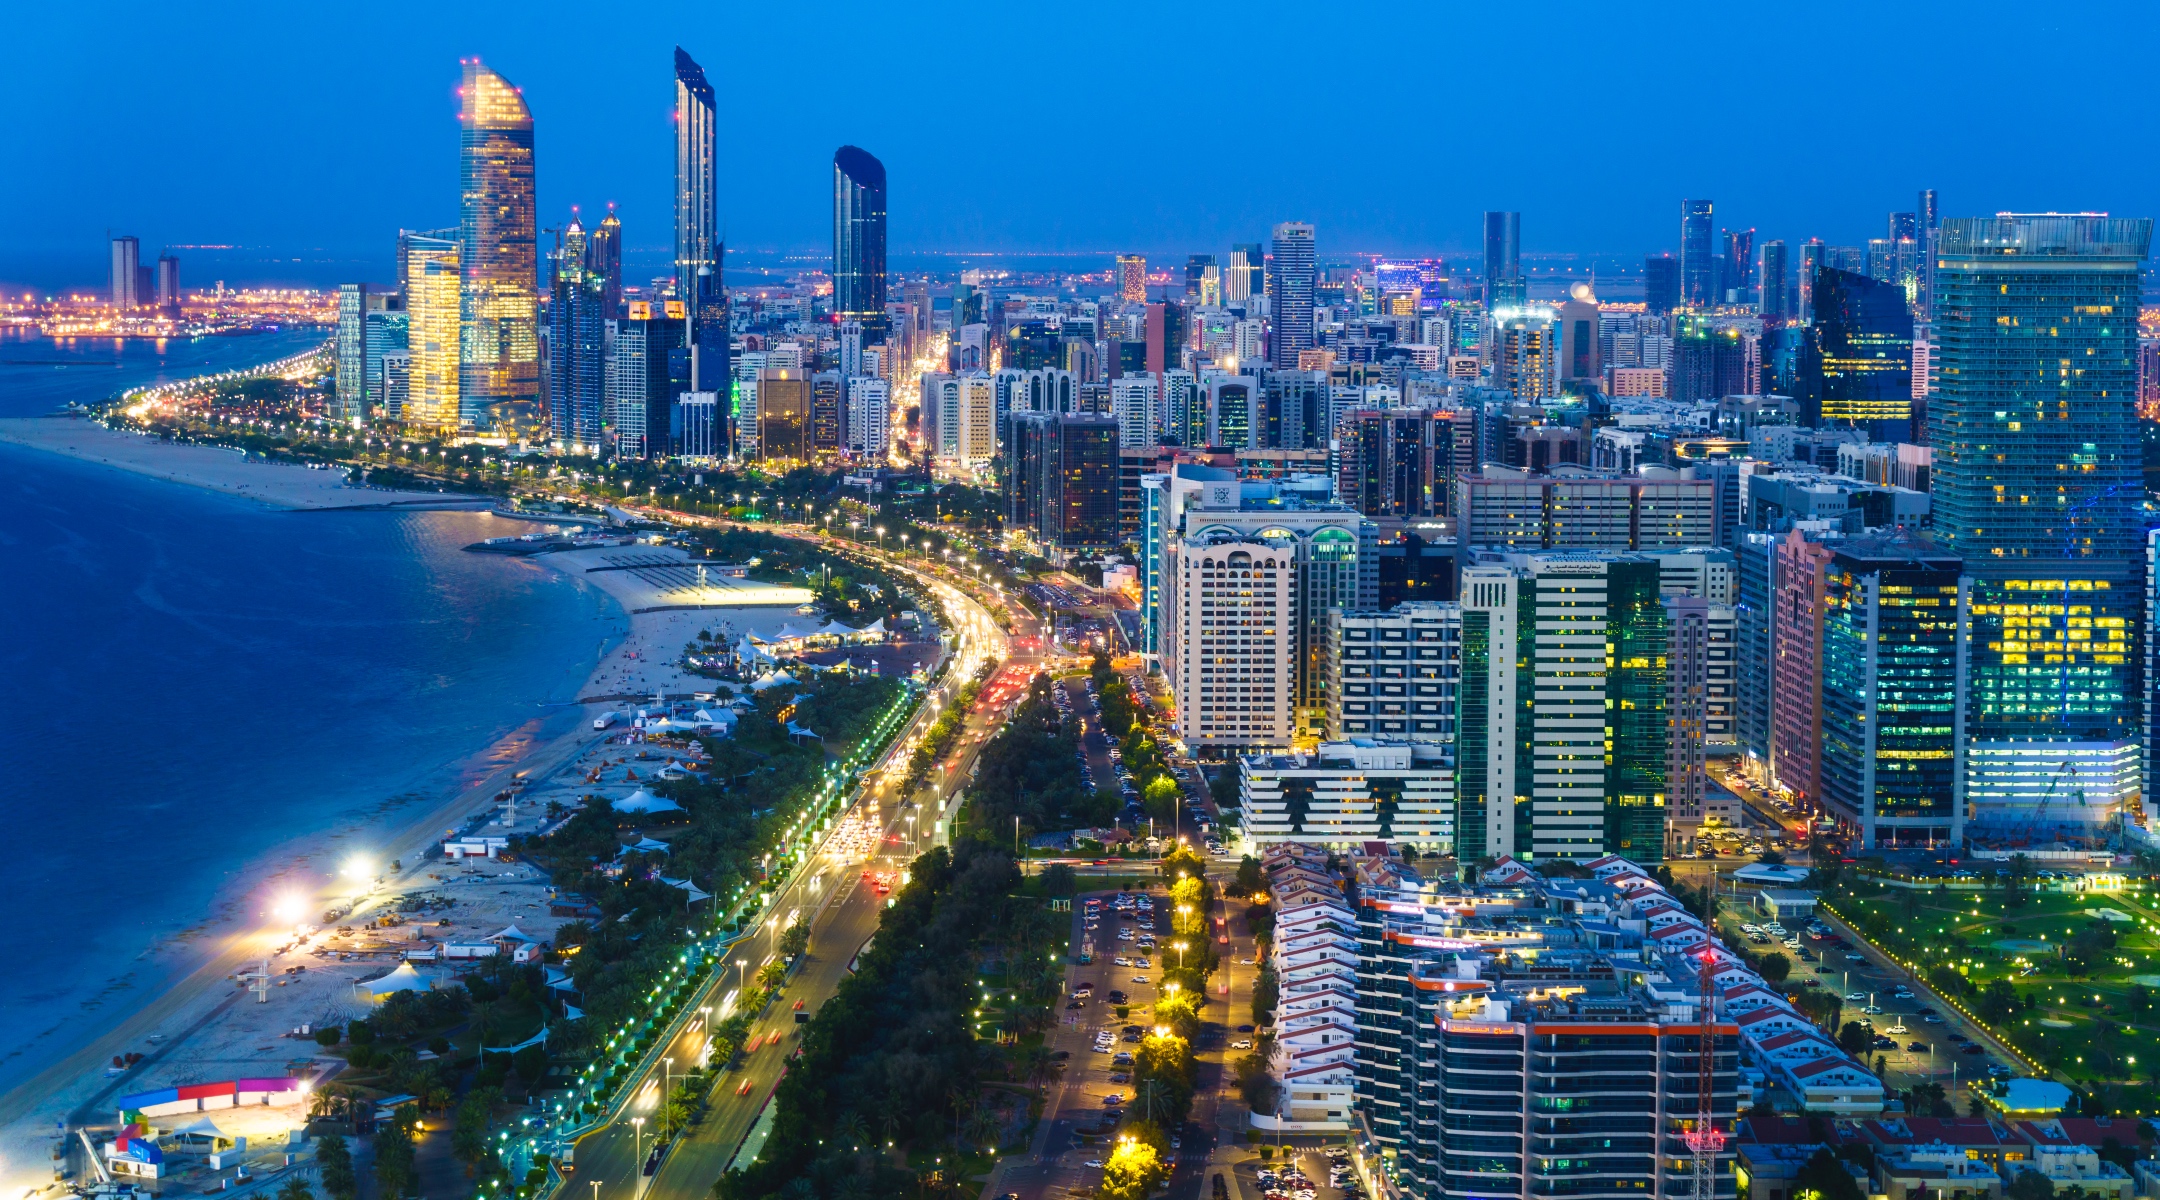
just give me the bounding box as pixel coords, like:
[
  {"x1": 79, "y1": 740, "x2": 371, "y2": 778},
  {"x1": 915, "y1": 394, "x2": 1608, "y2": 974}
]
[
  {"x1": 1185, "y1": 254, "x2": 1217, "y2": 303},
  {"x1": 675, "y1": 391, "x2": 720, "y2": 460},
  {"x1": 1818, "y1": 531, "x2": 1965, "y2": 848},
  {"x1": 1481, "y1": 212, "x2": 1522, "y2": 310},
  {"x1": 1227, "y1": 243, "x2": 1263, "y2": 305},
  {"x1": 1454, "y1": 471, "x2": 1715, "y2": 552},
  {"x1": 605, "y1": 316, "x2": 647, "y2": 457},
  {"x1": 404, "y1": 233, "x2": 463, "y2": 432},
  {"x1": 1156, "y1": 468, "x2": 1376, "y2": 747},
  {"x1": 457, "y1": 59, "x2": 540, "y2": 429},
  {"x1": 1643, "y1": 254, "x2": 1679, "y2": 316},
  {"x1": 1117, "y1": 254, "x2": 1147, "y2": 303},
  {"x1": 756, "y1": 368, "x2": 812, "y2": 464},
  {"x1": 1916, "y1": 189, "x2": 1940, "y2": 319},
  {"x1": 1556, "y1": 282, "x2": 1600, "y2": 383},
  {"x1": 1006, "y1": 411, "x2": 1120, "y2": 554},
  {"x1": 833, "y1": 146, "x2": 888, "y2": 337},
  {"x1": 1269, "y1": 223, "x2": 1316, "y2": 369},
  {"x1": 810, "y1": 370, "x2": 843, "y2": 455},
  {"x1": 109, "y1": 236, "x2": 140, "y2": 310},
  {"x1": 1110, "y1": 374, "x2": 1160, "y2": 448},
  {"x1": 845, "y1": 376, "x2": 889, "y2": 458},
  {"x1": 1758, "y1": 240, "x2": 1789, "y2": 319},
  {"x1": 1797, "y1": 266, "x2": 1913, "y2": 439},
  {"x1": 588, "y1": 207, "x2": 623, "y2": 316},
  {"x1": 673, "y1": 48, "x2": 718, "y2": 311},
  {"x1": 1934, "y1": 215, "x2": 2149, "y2": 827},
  {"x1": 547, "y1": 214, "x2": 608, "y2": 451},
  {"x1": 1205, "y1": 373, "x2": 1257, "y2": 449},
  {"x1": 1721, "y1": 227, "x2": 1754, "y2": 303},
  {"x1": 1456, "y1": 554, "x2": 1675, "y2": 862},
  {"x1": 336, "y1": 284, "x2": 368, "y2": 424},
  {"x1": 1492, "y1": 310, "x2": 1555, "y2": 402},
  {"x1": 155, "y1": 255, "x2": 180, "y2": 315},
  {"x1": 1325, "y1": 603, "x2": 1463, "y2": 747},
  {"x1": 1679, "y1": 199, "x2": 1715, "y2": 307},
  {"x1": 1797, "y1": 239, "x2": 1824, "y2": 322},
  {"x1": 364, "y1": 290, "x2": 409, "y2": 421},
  {"x1": 1336, "y1": 409, "x2": 1473, "y2": 522},
  {"x1": 1769, "y1": 528, "x2": 1839, "y2": 808}
]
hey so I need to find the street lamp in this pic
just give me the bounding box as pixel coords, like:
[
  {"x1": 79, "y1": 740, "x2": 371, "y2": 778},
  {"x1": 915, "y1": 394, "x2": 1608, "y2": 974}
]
[
  {"x1": 630, "y1": 1116, "x2": 645, "y2": 1172},
  {"x1": 662, "y1": 1057, "x2": 674, "y2": 1137}
]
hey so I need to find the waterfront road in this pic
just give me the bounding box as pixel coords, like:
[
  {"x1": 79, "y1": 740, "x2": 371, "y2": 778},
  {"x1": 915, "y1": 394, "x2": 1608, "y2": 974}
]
[{"x1": 557, "y1": 535, "x2": 1041, "y2": 1200}]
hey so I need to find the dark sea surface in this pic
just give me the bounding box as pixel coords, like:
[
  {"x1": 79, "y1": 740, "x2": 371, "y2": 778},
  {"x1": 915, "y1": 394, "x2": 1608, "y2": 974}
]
[{"x1": 0, "y1": 332, "x2": 623, "y2": 1090}]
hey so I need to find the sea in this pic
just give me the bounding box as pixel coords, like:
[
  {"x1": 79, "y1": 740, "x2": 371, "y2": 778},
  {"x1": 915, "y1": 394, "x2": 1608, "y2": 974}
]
[{"x1": 0, "y1": 328, "x2": 623, "y2": 1093}]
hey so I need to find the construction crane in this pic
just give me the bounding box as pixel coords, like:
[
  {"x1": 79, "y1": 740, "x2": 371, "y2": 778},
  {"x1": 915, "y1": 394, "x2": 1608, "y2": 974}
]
[
  {"x1": 1682, "y1": 949, "x2": 1725, "y2": 1200},
  {"x1": 2013, "y1": 760, "x2": 2084, "y2": 848}
]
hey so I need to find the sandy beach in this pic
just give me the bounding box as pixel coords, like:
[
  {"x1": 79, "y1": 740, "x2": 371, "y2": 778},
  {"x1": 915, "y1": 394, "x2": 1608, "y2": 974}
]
[
  {"x1": 0, "y1": 432, "x2": 834, "y2": 1193},
  {"x1": 0, "y1": 415, "x2": 496, "y2": 512}
]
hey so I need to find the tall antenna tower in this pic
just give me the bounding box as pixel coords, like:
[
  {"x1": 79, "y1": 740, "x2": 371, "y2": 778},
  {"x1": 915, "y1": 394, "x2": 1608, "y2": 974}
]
[{"x1": 1681, "y1": 948, "x2": 1726, "y2": 1199}]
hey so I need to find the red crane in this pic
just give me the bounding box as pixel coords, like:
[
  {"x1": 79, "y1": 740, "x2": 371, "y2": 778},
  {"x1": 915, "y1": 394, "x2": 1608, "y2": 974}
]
[{"x1": 1682, "y1": 948, "x2": 1725, "y2": 1199}]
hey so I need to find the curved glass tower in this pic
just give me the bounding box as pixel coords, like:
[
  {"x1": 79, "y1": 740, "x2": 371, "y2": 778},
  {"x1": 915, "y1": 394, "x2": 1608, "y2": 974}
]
[
  {"x1": 457, "y1": 59, "x2": 538, "y2": 429},
  {"x1": 673, "y1": 47, "x2": 718, "y2": 309},
  {"x1": 832, "y1": 145, "x2": 887, "y2": 337}
]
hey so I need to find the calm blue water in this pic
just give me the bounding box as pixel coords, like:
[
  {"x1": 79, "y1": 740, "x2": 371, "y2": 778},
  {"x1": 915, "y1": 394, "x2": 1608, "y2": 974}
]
[
  {"x1": 0, "y1": 334, "x2": 624, "y2": 1090},
  {"x1": 0, "y1": 326, "x2": 329, "y2": 417}
]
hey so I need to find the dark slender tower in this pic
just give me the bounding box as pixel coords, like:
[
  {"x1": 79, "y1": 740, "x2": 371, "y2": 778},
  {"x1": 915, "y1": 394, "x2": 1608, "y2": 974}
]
[
  {"x1": 588, "y1": 206, "x2": 623, "y2": 316},
  {"x1": 674, "y1": 48, "x2": 718, "y2": 310},
  {"x1": 833, "y1": 145, "x2": 888, "y2": 338},
  {"x1": 1481, "y1": 211, "x2": 1521, "y2": 309},
  {"x1": 1679, "y1": 199, "x2": 1714, "y2": 307}
]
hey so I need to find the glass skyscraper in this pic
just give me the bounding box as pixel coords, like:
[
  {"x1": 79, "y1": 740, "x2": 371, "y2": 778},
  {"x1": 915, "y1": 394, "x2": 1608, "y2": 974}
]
[
  {"x1": 457, "y1": 59, "x2": 539, "y2": 429},
  {"x1": 1269, "y1": 222, "x2": 1315, "y2": 368},
  {"x1": 1799, "y1": 265, "x2": 1913, "y2": 439},
  {"x1": 673, "y1": 48, "x2": 718, "y2": 310},
  {"x1": 1481, "y1": 211, "x2": 1521, "y2": 310},
  {"x1": 832, "y1": 145, "x2": 888, "y2": 338},
  {"x1": 1933, "y1": 214, "x2": 2151, "y2": 828},
  {"x1": 1680, "y1": 199, "x2": 1715, "y2": 307},
  {"x1": 1818, "y1": 532, "x2": 1964, "y2": 849}
]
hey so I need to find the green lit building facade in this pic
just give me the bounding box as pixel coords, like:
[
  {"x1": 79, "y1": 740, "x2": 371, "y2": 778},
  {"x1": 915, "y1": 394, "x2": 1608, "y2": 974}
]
[
  {"x1": 1457, "y1": 554, "x2": 1674, "y2": 864},
  {"x1": 1818, "y1": 532, "x2": 1965, "y2": 848},
  {"x1": 1931, "y1": 216, "x2": 2149, "y2": 828}
]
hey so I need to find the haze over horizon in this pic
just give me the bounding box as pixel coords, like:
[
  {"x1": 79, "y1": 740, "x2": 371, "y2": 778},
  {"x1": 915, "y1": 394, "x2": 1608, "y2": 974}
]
[{"x1": 7, "y1": 1, "x2": 2158, "y2": 289}]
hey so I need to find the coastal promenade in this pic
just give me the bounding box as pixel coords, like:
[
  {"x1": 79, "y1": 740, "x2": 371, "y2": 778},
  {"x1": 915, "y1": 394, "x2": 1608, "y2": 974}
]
[{"x1": 545, "y1": 534, "x2": 1039, "y2": 1200}]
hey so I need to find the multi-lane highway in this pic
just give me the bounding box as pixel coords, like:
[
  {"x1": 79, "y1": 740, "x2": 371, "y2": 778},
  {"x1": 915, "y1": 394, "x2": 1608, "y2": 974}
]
[{"x1": 552, "y1": 527, "x2": 1045, "y2": 1200}]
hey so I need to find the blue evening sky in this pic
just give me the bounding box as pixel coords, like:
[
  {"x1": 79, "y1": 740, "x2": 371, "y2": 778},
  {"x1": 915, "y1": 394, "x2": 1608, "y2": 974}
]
[{"x1": 4, "y1": 1, "x2": 2155, "y2": 289}]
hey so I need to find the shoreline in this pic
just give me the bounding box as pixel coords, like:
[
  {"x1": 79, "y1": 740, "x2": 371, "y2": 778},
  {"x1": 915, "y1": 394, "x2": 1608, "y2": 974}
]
[
  {"x1": 0, "y1": 414, "x2": 498, "y2": 512},
  {"x1": 0, "y1": 430, "x2": 823, "y2": 1192}
]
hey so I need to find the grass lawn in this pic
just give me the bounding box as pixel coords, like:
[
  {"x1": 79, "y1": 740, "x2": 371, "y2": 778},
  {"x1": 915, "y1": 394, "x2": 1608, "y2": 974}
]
[{"x1": 1820, "y1": 873, "x2": 2160, "y2": 1108}]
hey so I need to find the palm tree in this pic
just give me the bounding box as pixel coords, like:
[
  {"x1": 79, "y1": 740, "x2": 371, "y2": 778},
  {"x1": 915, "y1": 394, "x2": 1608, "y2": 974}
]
[
  {"x1": 835, "y1": 1112, "x2": 871, "y2": 1156},
  {"x1": 966, "y1": 1104, "x2": 1002, "y2": 1150},
  {"x1": 1135, "y1": 1079, "x2": 1179, "y2": 1127},
  {"x1": 277, "y1": 1177, "x2": 314, "y2": 1200}
]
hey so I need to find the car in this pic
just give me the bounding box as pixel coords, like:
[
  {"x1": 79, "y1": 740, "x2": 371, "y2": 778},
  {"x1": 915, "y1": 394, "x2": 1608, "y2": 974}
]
[
  {"x1": 1107, "y1": 990, "x2": 1127, "y2": 1003},
  {"x1": 1872, "y1": 1035, "x2": 1897, "y2": 1050},
  {"x1": 1921, "y1": 1013, "x2": 1944, "y2": 1024},
  {"x1": 1907, "y1": 1041, "x2": 1929, "y2": 1052},
  {"x1": 1845, "y1": 992, "x2": 1866, "y2": 1002},
  {"x1": 1132, "y1": 975, "x2": 1149, "y2": 983},
  {"x1": 1232, "y1": 1039, "x2": 1253, "y2": 1049},
  {"x1": 1862, "y1": 1004, "x2": 1883, "y2": 1014},
  {"x1": 1085, "y1": 1160, "x2": 1105, "y2": 1169},
  {"x1": 1102, "y1": 1093, "x2": 1125, "y2": 1106},
  {"x1": 1113, "y1": 1052, "x2": 1133, "y2": 1065},
  {"x1": 1052, "y1": 1050, "x2": 1071, "y2": 1060},
  {"x1": 1066, "y1": 1000, "x2": 1084, "y2": 1010},
  {"x1": 1237, "y1": 1024, "x2": 1255, "y2": 1032},
  {"x1": 1962, "y1": 1044, "x2": 1986, "y2": 1055},
  {"x1": 1125, "y1": 1025, "x2": 1144, "y2": 1034}
]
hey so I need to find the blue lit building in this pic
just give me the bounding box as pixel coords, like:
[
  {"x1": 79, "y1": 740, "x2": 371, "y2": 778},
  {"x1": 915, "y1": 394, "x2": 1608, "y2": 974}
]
[{"x1": 1932, "y1": 215, "x2": 2151, "y2": 830}]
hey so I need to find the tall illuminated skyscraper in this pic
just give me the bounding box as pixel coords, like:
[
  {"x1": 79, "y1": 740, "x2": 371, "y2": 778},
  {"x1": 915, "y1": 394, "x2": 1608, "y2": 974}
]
[
  {"x1": 1117, "y1": 254, "x2": 1147, "y2": 303},
  {"x1": 1481, "y1": 211, "x2": 1521, "y2": 310},
  {"x1": 457, "y1": 59, "x2": 539, "y2": 429},
  {"x1": 1679, "y1": 199, "x2": 1715, "y2": 307},
  {"x1": 1934, "y1": 214, "x2": 2152, "y2": 829},
  {"x1": 673, "y1": 48, "x2": 718, "y2": 310},
  {"x1": 589, "y1": 206, "x2": 623, "y2": 316},
  {"x1": 1268, "y1": 222, "x2": 1315, "y2": 369},
  {"x1": 404, "y1": 233, "x2": 463, "y2": 432},
  {"x1": 833, "y1": 146, "x2": 888, "y2": 338},
  {"x1": 109, "y1": 236, "x2": 140, "y2": 309},
  {"x1": 1226, "y1": 243, "x2": 1262, "y2": 305}
]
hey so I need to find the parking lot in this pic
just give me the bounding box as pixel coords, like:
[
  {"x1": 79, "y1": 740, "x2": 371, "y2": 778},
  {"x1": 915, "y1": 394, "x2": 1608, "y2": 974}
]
[{"x1": 1726, "y1": 910, "x2": 2014, "y2": 1102}]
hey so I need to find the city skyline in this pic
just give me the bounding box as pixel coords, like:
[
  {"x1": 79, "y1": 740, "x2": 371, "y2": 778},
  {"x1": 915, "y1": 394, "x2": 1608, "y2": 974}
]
[{"x1": 9, "y1": 3, "x2": 2160, "y2": 289}]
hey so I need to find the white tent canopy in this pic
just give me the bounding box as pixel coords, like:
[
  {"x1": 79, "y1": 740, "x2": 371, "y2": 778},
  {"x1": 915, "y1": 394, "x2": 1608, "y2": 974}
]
[
  {"x1": 616, "y1": 837, "x2": 671, "y2": 856},
  {"x1": 359, "y1": 962, "x2": 432, "y2": 998},
  {"x1": 488, "y1": 925, "x2": 538, "y2": 944},
  {"x1": 659, "y1": 876, "x2": 714, "y2": 903},
  {"x1": 612, "y1": 789, "x2": 684, "y2": 815}
]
